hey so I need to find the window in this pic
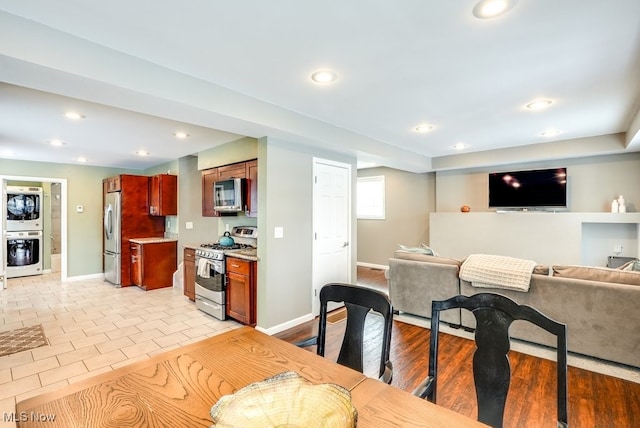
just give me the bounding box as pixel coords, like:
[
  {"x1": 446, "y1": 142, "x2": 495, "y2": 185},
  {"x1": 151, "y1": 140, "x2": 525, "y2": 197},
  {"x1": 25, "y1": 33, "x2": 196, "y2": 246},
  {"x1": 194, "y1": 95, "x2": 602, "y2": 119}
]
[{"x1": 357, "y1": 175, "x2": 385, "y2": 219}]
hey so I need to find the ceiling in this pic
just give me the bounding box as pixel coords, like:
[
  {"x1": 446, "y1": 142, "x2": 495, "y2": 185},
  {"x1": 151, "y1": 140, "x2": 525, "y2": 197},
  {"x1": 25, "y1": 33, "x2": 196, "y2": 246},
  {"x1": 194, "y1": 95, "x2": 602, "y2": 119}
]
[{"x1": 1, "y1": 0, "x2": 640, "y2": 172}]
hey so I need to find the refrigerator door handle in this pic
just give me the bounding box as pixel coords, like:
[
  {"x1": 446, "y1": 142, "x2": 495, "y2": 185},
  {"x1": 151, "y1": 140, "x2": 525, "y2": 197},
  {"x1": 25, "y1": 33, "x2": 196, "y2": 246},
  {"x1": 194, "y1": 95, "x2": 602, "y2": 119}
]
[{"x1": 104, "y1": 204, "x2": 113, "y2": 240}]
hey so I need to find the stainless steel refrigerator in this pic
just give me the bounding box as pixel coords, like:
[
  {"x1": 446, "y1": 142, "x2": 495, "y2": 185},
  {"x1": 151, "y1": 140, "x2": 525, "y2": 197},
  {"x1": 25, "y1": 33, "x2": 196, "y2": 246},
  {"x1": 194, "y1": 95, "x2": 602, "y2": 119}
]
[{"x1": 103, "y1": 192, "x2": 121, "y2": 285}]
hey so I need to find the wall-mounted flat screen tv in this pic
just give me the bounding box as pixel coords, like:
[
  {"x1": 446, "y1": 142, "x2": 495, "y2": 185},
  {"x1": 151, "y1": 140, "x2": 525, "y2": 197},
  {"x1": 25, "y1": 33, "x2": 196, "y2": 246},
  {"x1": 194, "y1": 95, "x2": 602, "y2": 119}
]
[{"x1": 488, "y1": 167, "x2": 567, "y2": 209}]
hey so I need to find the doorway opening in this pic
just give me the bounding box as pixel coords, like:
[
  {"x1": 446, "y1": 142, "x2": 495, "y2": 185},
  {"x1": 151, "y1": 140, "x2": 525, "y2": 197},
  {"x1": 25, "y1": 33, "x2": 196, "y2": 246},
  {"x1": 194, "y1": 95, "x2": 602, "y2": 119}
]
[{"x1": 1, "y1": 175, "x2": 67, "y2": 289}]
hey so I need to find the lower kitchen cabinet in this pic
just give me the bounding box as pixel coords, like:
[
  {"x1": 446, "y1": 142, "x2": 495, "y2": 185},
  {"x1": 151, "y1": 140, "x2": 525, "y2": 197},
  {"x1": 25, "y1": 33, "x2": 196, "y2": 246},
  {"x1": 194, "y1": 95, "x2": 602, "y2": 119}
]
[
  {"x1": 183, "y1": 247, "x2": 195, "y2": 301},
  {"x1": 130, "y1": 240, "x2": 177, "y2": 291},
  {"x1": 225, "y1": 257, "x2": 257, "y2": 326}
]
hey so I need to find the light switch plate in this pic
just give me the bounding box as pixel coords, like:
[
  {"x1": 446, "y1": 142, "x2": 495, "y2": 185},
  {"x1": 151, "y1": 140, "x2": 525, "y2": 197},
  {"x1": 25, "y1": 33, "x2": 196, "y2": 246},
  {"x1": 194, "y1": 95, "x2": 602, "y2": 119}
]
[
  {"x1": 186, "y1": 222, "x2": 193, "y2": 230},
  {"x1": 76, "y1": 205, "x2": 84, "y2": 213},
  {"x1": 274, "y1": 226, "x2": 284, "y2": 239}
]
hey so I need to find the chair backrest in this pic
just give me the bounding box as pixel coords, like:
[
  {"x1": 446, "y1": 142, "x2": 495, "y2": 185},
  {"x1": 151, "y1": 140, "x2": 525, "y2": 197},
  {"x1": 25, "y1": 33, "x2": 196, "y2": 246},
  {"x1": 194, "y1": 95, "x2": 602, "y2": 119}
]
[
  {"x1": 317, "y1": 283, "x2": 393, "y2": 380},
  {"x1": 428, "y1": 293, "x2": 568, "y2": 428}
]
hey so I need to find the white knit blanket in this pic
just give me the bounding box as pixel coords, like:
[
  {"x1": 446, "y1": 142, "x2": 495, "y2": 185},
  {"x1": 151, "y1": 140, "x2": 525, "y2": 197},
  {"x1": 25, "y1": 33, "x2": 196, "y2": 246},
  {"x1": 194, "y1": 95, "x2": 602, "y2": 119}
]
[{"x1": 460, "y1": 254, "x2": 536, "y2": 292}]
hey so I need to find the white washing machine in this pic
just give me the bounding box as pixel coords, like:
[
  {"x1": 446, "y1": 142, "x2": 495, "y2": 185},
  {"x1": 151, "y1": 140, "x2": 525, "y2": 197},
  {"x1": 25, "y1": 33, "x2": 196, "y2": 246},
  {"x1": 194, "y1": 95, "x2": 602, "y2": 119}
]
[{"x1": 5, "y1": 230, "x2": 43, "y2": 278}]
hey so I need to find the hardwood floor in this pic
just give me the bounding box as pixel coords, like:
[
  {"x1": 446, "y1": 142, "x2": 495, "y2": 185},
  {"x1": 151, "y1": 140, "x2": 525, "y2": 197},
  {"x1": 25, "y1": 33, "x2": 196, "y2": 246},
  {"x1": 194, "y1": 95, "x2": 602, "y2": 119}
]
[{"x1": 274, "y1": 266, "x2": 640, "y2": 427}]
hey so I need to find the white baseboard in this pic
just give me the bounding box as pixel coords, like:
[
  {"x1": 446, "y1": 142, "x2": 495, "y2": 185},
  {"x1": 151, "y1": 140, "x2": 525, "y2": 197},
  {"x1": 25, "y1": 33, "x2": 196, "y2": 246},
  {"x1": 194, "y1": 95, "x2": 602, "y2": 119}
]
[
  {"x1": 356, "y1": 261, "x2": 388, "y2": 270},
  {"x1": 65, "y1": 273, "x2": 104, "y2": 282},
  {"x1": 256, "y1": 313, "x2": 315, "y2": 336}
]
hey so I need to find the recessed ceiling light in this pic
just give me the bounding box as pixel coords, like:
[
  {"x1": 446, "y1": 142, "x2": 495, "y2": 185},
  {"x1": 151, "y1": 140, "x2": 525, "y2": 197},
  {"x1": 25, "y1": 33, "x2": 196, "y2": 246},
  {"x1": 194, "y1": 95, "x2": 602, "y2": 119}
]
[
  {"x1": 77, "y1": 157, "x2": 88, "y2": 163},
  {"x1": 311, "y1": 70, "x2": 338, "y2": 84},
  {"x1": 526, "y1": 99, "x2": 553, "y2": 110},
  {"x1": 136, "y1": 150, "x2": 150, "y2": 156},
  {"x1": 540, "y1": 129, "x2": 561, "y2": 137},
  {"x1": 64, "y1": 111, "x2": 85, "y2": 120},
  {"x1": 174, "y1": 131, "x2": 189, "y2": 139},
  {"x1": 452, "y1": 143, "x2": 468, "y2": 150},
  {"x1": 50, "y1": 139, "x2": 66, "y2": 146},
  {"x1": 472, "y1": 0, "x2": 517, "y2": 19},
  {"x1": 414, "y1": 124, "x2": 434, "y2": 133}
]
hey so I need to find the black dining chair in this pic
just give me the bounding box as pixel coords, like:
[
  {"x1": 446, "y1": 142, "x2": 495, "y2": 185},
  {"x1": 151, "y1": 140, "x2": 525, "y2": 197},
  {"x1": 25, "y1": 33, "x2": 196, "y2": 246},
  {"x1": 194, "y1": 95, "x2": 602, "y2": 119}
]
[
  {"x1": 413, "y1": 293, "x2": 568, "y2": 428},
  {"x1": 296, "y1": 283, "x2": 394, "y2": 384}
]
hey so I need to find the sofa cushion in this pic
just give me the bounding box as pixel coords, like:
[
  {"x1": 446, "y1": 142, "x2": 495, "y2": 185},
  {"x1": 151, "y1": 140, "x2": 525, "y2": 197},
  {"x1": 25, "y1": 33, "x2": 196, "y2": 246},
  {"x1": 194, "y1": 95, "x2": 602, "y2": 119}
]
[
  {"x1": 393, "y1": 251, "x2": 461, "y2": 267},
  {"x1": 552, "y1": 264, "x2": 640, "y2": 285}
]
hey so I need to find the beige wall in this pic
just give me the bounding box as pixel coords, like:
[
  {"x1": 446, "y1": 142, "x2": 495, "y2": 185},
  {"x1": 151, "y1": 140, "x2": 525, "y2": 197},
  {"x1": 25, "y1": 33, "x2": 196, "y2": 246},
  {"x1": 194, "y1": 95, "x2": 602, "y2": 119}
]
[
  {"x1": 356, "y1": 167, "x2": 435, "y2": 266},
  {"x1": 431, "y1": 152, "x2": 640, "y2": 265},
  {"x1": 435, "y1": 152, "x2": 640, "y2": 213},
  {"x1": 197, "y1": 137, "x2": 258, "y2": 170},
  {"x1": 355, "y1": 151, "x2": 640, "y2": 267}
]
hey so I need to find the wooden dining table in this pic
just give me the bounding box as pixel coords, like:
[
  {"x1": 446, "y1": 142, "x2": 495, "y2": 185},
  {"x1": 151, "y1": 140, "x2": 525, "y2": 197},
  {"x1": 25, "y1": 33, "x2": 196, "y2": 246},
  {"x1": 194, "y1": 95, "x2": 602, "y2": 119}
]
[{"x1": 15, "y1": 326, "x2": 486, "y2": 427}]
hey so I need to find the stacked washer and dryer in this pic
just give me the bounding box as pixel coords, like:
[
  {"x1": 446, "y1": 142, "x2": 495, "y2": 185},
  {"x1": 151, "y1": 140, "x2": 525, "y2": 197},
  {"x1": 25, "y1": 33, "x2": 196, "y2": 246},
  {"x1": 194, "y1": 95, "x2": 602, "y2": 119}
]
[{"x1": 5, "y1": 186, "x2": 44, "y2": 278}]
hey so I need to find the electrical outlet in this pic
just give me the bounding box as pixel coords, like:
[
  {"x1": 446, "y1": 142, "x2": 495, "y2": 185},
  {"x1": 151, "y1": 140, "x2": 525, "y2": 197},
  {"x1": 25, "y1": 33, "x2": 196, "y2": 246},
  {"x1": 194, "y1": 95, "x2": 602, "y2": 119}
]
[{"x1": 613, "y1": 244, "x2": 623, "y2": 254}]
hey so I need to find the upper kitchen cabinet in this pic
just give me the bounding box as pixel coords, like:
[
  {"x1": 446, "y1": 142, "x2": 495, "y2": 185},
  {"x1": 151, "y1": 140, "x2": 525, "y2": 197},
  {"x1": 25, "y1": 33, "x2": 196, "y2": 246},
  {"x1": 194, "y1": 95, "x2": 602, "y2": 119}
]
[
  {"x1": 245, "y1": 159, "x2": 258, "y2": 218},
  {"x1": 201, "y1": 159, "x2": 258, "y2": 217},
  {"x1": 202, "y1": 168, "x2": 219, "y2": 217},
  {"x1": 217, "y1": 163, "x2": 246, "y2": 180},
  {"x1": 149, "y1": 174, "x2": 177, "y2": 216},
  {"x1": 104, "y1": 175, "x2": 121, "y2": 193}
]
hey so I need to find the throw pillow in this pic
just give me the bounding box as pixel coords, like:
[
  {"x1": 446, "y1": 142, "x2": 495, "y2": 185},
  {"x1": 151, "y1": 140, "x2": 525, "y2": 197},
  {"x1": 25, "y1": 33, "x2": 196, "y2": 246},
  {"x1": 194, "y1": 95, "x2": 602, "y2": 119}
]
[
  {"x1": 619, "y1": 260, "x2": 640, "y2": 271},
  {"x1": 394, "y1": 251, "x2": 461, "y2": 266},
  {"x1": 398, "y1": 244, "x2": 434, "y2": 255},
  {"x1": 420, "y1": 244, "x2": 440, "y2": 257}
]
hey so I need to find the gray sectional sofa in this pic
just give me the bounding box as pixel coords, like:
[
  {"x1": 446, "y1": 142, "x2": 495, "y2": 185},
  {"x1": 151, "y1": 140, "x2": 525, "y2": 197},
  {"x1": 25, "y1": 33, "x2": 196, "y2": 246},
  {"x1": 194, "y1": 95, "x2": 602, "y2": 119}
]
[{"x1": 388, "y1": 251, "x2": 640, "y2": 368}]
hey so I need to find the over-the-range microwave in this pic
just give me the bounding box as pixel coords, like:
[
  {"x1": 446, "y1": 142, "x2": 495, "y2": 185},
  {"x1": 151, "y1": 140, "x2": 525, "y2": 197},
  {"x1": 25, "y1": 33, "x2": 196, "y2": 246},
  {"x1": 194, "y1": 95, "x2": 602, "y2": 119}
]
[{"x1": 213, "y1": 178, "x2": 247, "y2": 212}]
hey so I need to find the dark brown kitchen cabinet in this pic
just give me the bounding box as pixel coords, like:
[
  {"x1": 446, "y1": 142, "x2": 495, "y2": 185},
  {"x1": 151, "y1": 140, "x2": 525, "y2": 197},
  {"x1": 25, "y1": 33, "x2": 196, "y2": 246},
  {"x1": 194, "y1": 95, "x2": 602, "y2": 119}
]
[
  {"x1": 218, "y1": 163, "x2": 247, "y2": 180},
  {"x1": 183, "y1": 247, "x2": 195, "y2": 301},
  {"x1": 202, "y1": 168, "x2": 219, "y2": 217},
  {"x1": 245, "y1": 159, "x2": 258, "y2": 217},
  {"x1": 149, "y1": 174, "x2": 177, "y2": 216},
  {"x1": 225, "y1": 257, "x2": 257, "y2": 326},
  {"x1": 201, "y1": 159, "x2": 258, "y2": 217},
  {"x1": 130, "y1": 240, "x2": 177, "y2": 291},
  {"x1": 104, "y1": 176, "x2": 121, "y2": 193},
  {"x1": 103, "y1": 174, "x2": 165, "y2": 287}
]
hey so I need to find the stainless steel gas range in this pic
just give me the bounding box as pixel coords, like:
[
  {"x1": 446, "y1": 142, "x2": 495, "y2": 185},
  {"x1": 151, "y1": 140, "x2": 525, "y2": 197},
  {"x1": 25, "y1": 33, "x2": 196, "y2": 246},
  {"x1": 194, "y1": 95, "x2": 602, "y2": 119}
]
[{"x1": 194, "y1": 226, "x2": 257, "y2": 320}]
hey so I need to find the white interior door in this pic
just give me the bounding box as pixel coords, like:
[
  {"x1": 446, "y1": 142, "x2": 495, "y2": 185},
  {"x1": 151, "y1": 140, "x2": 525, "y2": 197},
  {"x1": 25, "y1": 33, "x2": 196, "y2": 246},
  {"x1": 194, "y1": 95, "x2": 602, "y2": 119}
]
[{"x1": 312, "y1": 159, "x2": 352, "y2": 315}]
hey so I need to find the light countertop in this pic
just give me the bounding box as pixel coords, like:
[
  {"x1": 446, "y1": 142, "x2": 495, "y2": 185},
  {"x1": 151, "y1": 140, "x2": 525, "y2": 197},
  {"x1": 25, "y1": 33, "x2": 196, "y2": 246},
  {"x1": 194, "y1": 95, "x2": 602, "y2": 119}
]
[
  {"x1": 129, "y1": 237, "x2": 178, "y2": 244},
  {"x1": 225, "y1": 248, "x2": 259, "y2": 261},
  {"x1": 182, "y1": 244, "x2": 259, "y2": 261}
]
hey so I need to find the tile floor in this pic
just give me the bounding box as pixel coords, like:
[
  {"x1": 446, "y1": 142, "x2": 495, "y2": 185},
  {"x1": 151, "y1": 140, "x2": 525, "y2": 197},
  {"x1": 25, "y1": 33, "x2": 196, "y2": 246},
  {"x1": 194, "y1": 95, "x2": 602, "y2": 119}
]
[{"x1": 0, "y1": 273, "x2": 240, "y2": 427}]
